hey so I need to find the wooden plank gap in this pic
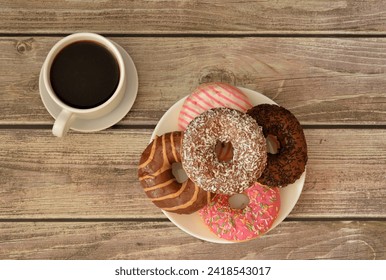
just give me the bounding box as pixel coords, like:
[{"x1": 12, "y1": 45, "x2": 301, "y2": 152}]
[
  {"x1": 3, "y1": 33, "x2": 386, "y2": 39},
  {"x1": 1, "y1": 124, "x2": 384, "y2": 130},
  {"x1": 285, "y1": 217, "x2": 386, "y2": 222},
  {"x1": 0, "y1": 218, "x2": 169, "y2": 223},
  {"x1": 302, "y1": 124, "x2": 386, "y2": 129},
  {"x1": 0, "y1": 124, "x2": 156, "y2": 130}
]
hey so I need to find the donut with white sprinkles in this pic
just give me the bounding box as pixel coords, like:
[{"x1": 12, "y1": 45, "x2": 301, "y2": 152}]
[{"x1": 182, "y1": 107, "x2": 267, "y2": 195}]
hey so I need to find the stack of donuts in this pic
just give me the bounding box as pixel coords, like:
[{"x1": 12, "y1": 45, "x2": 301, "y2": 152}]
[{"x1": 138, "y1": 82, "x2": 308, "y2": 242}]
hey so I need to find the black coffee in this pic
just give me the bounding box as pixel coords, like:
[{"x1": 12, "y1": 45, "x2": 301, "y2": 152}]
[{"x1": 50, "y1": 41, "x2": 120, "y2": 109}]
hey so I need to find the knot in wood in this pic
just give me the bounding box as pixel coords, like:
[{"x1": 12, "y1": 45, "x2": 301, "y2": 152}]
[
  {"x1": 199, "y1": 67, "x2": 236, "y2": 85},
  {"x1": 15, "y1": 39, "x2": 34, "y2": 54}
]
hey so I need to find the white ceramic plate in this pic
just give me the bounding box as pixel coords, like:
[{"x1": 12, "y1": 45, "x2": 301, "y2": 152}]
[{"x1": 152, "y1": 87, "x2": 305, "y2": 243}]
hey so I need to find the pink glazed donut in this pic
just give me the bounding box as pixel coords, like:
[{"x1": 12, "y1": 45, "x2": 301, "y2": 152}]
[
  {"x1": 199, "y1": 183, "x2": 280, "y2": 242},
  {"x1": 178, "y1": 82, "x2": 253, "y2": 131}
]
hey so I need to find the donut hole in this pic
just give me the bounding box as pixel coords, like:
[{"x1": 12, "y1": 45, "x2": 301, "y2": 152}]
[
  {"x1": 266, "y1": 134, "x2": 280, "y2": 154},
  {"x1": 215, "y1": 141, "x2": 234, "y2": 162},
  {"x1": 229, "y1": 193, "x2": 250, "y2": 210},
  {"x1": 171, "y1": 162, "x2": 189, "y2": 183}
]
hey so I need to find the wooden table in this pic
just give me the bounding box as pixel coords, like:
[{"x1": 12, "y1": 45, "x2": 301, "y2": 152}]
[{"x1": 0, "y1": 1, "x2": 385, "y2": 260}]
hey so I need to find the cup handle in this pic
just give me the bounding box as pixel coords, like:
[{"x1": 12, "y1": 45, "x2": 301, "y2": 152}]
[{"x1": 52, "y1": 110, "x2": 75, "y2": 137}]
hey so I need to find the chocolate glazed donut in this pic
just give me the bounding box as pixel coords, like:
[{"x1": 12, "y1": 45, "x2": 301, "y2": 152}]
[
  {"x1": 138, "y1": 131, "x2": 212, "y2": 214},
  {"x1": 247, "y1": 104, "x2": 308, "y2": 187}
]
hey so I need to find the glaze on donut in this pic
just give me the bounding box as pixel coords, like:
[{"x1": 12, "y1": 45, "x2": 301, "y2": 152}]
[
  {"x1": 199, "y1": 183, "x2": 280, "y2": 241},
  {"x1": 138, "y1": 131, "x2": 212, "y2": 214},
  {"x1": 247, "y1": 104, "x2": 308, "y2": 187},
  {"x1": 178, "y1": 82, "x2": 253, "y2": 131},
  {"x1": 182, "y1": 108, "x2": 267, "y2": 195}
]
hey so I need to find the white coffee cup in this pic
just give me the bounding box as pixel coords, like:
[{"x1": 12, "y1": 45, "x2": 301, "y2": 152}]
[{"x1": 41, "y1": 33, "x2": 127, "y2": 137}]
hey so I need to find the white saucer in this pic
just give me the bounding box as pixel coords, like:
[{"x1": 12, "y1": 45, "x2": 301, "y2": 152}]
[
  {"x1": 151, "y1": 87, "x2": 306, "y2": 243},
  {"x1": 39, "y1": 42, "x2": 138, "y2": 132}
]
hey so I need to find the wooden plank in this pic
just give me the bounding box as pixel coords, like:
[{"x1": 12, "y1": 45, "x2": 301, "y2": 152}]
[
  {"x1": 0, "y1": 129, "x2": 155, "y2": 218},
  {"x1": 0, "y1": 221, "x2": 384, "y2": 259},
  {"x1": 1, "y1": 1, "x2": 386, "y2": 34},
  {"x1": 0, "y1": 37, "x2": 386, "y2": 125},
  {"x1": 0, "y1": 128, "x2": 384, "y2": 219}
]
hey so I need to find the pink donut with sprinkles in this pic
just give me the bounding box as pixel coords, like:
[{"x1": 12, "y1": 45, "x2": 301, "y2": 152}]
[
  {"x1": 178, "y1": 82, "x2": 253, "y2": 131},
  {"x1": 199, "y1": 183, "x2": 280, "y2": 242}
]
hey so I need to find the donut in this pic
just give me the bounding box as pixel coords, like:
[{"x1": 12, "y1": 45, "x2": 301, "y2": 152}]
[
  {"x1": 138, "y1": 131, "x2": 212, "y2": 214},
  {"x1": 178, "y1": 82, "x2": 253, "y2": 131},
  {"x1": 247, "y1": 104, "x2": 308, "y2": 187},
  {"x1": 182, "y1": 107, "x2": 267, "y2": 195},
  {"x1": 199, "y1": 183, "x2": 280, "y2": 241},
  {"x1": 178, "y1": 82, "x2": 252, "y2": 162}
]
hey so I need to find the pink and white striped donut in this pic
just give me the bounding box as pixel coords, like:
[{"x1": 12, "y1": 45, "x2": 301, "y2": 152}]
[
  {"x1": 199, "y1": 183, "x2": 280, "y2": 242},
  {"x1": 178, "y1": 82, "x2": 253, "y2": 131}
]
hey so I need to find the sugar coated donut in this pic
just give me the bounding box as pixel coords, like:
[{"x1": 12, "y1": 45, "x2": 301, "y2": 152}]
[
  {"x1": 178, "y1": 82, "x2": 252, "y2": 131},
  {"x1": 199, "y1": 183, "x2": 280, "y2": 241},
  {"x1": 247, "y1": 104, "x2": 308, "y2": 187},
  {"x1": 182, "y1": 107, "x2": 267, "y2": 195},
  {"x1": 138, "y1": 131, "x2": 212, "y2": 214}
]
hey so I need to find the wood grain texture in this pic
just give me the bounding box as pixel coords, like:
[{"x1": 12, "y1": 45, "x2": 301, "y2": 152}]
[
  {"x1": 1, "y1": 0, "x2": 385, "y2": 262},
  {"x1": 0, "y1": 37, "x2": 386, "y2": 125},
  {"x1": 1, "y1": 1, "x2": 386, "y2": 34},
  {"x1": 0, "y1": 221, "x2": 384, "y2": 260},
  {"x1": 0, "y1": 128, "x2": 385, "y2": 219}
]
